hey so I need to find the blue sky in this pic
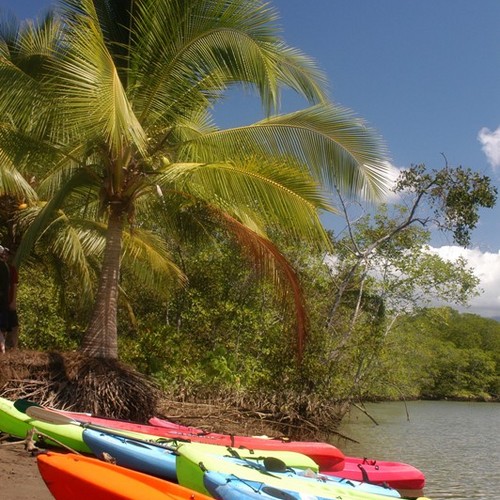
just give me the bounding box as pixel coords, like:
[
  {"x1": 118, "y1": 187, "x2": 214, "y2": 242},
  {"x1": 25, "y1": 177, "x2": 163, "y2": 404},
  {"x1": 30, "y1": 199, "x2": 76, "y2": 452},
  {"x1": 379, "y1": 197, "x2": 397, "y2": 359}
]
[{"x1": 3, "y1": 0, "x2": 500, "y2": 316}]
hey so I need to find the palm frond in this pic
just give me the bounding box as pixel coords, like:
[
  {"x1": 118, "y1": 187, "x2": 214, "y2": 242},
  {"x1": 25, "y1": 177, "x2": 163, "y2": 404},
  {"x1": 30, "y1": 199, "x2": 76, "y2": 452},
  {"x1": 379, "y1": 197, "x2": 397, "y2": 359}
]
[
  {"x1": 135, "y1": 190, "x2": 223, "y2": 251},
  {"x1": 0, "y1": 11, "x2": 20, "y2": 55},
  {"x1": 128, "y1": 0, "x2": 326, "y2": 128},
  {"x1": 0, "y1": 153, "x2": 38, "y2": 201},
  {"x1": 181, "y1": 102, "x2": 391, "y2": 201},
  {"x1": 157, "y1": 158, "x2": 333, "y2": 247},
  {"x1": 53, "y1": 0, "x2": 147, "y2": 155},
  {"x1": 121, "y1": 226, "x2": 187, "y2": 293},
  {"x1": 45, "y1": 214, "x2": 97, "y2": 301},
  {"x1": 14, "y1": 14, "x2": 62, "y2": 65},
  {"x1": 15, "y1": 168, "x2": 98, "y2": 266},
  {"x1": 221, "y1": 212, "x2": 307, "y2": 361}
]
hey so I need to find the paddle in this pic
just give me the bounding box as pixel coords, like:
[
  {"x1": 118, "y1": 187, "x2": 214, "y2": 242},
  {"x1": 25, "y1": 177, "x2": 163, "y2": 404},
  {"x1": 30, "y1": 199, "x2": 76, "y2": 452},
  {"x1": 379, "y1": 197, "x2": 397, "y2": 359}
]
[
  {"x1": 13, "y1": 398, "x2": 41, "y2": 414},
  {"x1": 26, "y1": 406, "x2": 93, "y2": 426},
  {"x1": 25, "y1": 406, "x2": 179, "y2": 452},
  {"x1": 226, "y1": 447, "x2": 291, "y2": 475},
  {"x1": 14, "y1": 398, "x2": 132, "y2": 424}
]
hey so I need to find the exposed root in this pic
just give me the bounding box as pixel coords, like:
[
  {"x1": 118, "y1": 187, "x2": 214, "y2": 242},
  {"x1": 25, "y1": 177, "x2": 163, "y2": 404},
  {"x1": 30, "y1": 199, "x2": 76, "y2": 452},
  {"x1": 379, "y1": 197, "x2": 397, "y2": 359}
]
[
  {"x1": 155, "y1": 388, "x2": 347, "y2": 441},
  {"x1": 0, "y1": 350, "x2": 159, "y2": 422},
  {"x1": 0, "y1": 350, "x2": 348, "y2": 440}
]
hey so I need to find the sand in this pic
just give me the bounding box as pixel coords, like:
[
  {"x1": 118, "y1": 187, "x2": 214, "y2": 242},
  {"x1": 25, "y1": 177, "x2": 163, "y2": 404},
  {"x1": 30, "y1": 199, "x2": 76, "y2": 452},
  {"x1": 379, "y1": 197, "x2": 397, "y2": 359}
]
[{"x1": 0, "y1": 440, "x2": 53, "y2": 499}]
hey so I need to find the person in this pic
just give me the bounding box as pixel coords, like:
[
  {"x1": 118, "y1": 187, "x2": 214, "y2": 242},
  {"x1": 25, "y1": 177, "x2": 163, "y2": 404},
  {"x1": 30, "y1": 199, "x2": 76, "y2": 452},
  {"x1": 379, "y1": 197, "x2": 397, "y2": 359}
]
[
  {"x1": 1, "y1": 247, "x2": 19, "y2": 350},
  {"x1": 0, "y1": 245, "x2": 10, "y2": 353}
]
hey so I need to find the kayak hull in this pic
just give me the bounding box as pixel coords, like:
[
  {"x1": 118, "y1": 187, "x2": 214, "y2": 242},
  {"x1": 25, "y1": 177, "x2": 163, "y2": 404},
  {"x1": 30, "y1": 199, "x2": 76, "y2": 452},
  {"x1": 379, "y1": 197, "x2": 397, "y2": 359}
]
[
  {"x1": 326, "y1": 457, "x2": 426, "y2": 497},
  {"x1": 151, "y1": 416, "x2": 425, "y2": 496},
  {"x1": 82, "y1": 427, "x2": 318, "y2": 480},
  {"x1": 57, "y1": 405, "x2": 344, "y2": 472},
  {"x1": 82, "y1": 428, "x2": 178, "y2": 481},
  {"x1": 37, "y1": 451, "x2": 211, "y2": 500},
  {"x1": 201, "y1": 465, "x2": 401, "y2": 498},
  {"x1": 149, "y1": 415, "x2": 344, "y2": 471},
  {"x1": 3, "y1": 398, "x2": 425, "y2": 498},
  {"x1": 203, "y1": 470, "x2": 333, "y2": 499}
]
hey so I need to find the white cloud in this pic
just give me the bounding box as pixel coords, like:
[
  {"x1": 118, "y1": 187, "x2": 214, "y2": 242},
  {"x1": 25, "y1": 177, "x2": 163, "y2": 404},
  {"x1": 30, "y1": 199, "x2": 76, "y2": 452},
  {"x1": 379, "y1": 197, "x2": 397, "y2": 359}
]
[
  {"x1": 478, "y1": 126, "x2": 500, "y2": 169},
  {"x1": 380, "y1": 161, "x2": 403, "y2": 203},
  {"x1": 430, "y1": 245, "x2": 500, "y2": 318}
]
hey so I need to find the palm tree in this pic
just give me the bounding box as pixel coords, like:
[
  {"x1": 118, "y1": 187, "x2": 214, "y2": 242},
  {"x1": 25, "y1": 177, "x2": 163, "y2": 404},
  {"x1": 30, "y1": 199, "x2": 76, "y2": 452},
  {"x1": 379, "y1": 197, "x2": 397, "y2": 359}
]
[{"x1": 0, "y1": 0, "x2": 390, "y2": 360}]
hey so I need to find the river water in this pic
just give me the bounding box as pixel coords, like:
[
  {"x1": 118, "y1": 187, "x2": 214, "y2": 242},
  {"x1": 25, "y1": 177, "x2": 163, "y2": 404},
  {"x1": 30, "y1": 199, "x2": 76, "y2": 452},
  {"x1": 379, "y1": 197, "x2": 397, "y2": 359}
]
[{"x1": 330, "y1": 401, "x2": 499, "y2": 500}]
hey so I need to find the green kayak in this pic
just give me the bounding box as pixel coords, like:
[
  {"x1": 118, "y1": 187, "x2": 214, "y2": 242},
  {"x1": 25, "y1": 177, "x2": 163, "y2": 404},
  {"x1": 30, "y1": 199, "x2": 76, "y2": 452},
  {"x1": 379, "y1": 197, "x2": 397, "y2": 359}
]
[
  {"x1": 0, "y1": 397, "x2": 91, "y2": 453},
  {"x1": 175, "y1": 442, "x2": 418, "y2": 500}
]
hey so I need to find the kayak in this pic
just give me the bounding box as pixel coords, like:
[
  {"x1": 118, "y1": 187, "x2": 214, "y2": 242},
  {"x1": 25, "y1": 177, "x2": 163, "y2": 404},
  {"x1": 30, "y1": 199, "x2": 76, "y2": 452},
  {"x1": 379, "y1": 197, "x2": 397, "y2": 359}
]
[
  {"x1": 148, "y1": 415, "x2": 345, "y2": 471},
  {"x1": 82, "y1": 427, "x2": 319, "y2": 482},
  {"x1": 328, "y1": 457, "x2": 426, "y2": 498},
  {"x1": 203, "y1": 470, "x2": 333, "y2": 499},
  {"x1": 2, "y1": 398, "x2": 317, "y2": 477},
  {"x1": 37, "y1": 451, "x2": 211, "y2": 500},
  {"x1": 175, "y1": 442, "x2": 418, "y2": 500},
  {"x1": 151, "y1": 415, "x2": 426, "y2": 496},
  {"x1": 198, "y1": 457, "x2": 401, "y2": 498},
  {"x1": 82, "y1": 427, "x2": 179, "y2": 481},
  {"x1": 6, "y1": 398, "x2": 426, "y2": 497},
  {"x1": 0, "y1": 397, "x2": 91, "y2": 453},
  {"x1": 49, "y1": 406, "x2": 344, "y2": 471}
]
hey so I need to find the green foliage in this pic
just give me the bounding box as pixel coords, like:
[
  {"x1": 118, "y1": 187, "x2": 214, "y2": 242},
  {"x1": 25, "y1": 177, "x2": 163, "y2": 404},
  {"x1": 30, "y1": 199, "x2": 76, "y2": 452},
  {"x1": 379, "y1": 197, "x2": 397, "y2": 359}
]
[
  {"x1": 5, "y1": 152, "x2": 498, "y2": 406},
  {"x1": 11, "y1": 221, "x2": 500, "y2": 404},
  {"x1": 116, "y1": 238, "x2": 298, "y2": 394},
  {"x1": 367, "y1": 308, "x2": 500, "y2": 400},
  {"x1": 0, "y1": 0, "x2": 390, "y2": 360},
  {"x1": 395, "y1": 164, "x2": 497, "y2": 246},
  {"x1": 17, "y1": 267, "x2": 81, "y2": 351}
]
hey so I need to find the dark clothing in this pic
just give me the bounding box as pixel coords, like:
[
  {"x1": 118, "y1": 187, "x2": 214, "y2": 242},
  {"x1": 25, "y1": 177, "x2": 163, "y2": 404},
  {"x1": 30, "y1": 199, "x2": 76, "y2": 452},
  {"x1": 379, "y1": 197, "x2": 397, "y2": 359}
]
[
  {"x1": 6, "y1": 309, "x2": 18, "y2": 330},
  {"x1": 0, "y1": 262, "x2": 10, "y2": 331},
  {"x1": 0, "y1": 261, "x2": 9, "y2": 307},
  {"x1": 0, "y1": 312, "x2": 8, "y2": 331},
  {"x1": 6, "y1": 263, "x2": 18, "y2": 331},
  {"x1": 7, "y1": 264, "x2": 18, "y2": 304}
]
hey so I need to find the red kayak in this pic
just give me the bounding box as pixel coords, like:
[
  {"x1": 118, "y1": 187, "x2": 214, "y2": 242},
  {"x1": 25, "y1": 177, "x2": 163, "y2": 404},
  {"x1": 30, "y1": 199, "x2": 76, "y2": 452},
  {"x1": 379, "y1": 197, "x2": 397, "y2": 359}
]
[
  {"x1": 58, "y1": 409, "x2": 345, "y2": 471},
  {"x1": 326, "y1": 456, "x2": 426, "y2": 498}
]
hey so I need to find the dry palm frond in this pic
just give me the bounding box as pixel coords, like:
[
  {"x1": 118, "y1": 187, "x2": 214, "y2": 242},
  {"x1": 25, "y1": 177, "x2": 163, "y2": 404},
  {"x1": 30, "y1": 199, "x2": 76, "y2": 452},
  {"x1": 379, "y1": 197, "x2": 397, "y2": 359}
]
[{"x1": 0, "y1": 350, "x2": 159, "y2": 421}]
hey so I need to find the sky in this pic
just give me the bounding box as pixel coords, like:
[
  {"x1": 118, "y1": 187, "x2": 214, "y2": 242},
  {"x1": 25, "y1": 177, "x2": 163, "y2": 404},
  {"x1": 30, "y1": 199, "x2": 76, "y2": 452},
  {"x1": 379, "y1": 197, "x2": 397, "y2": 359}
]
[{"x1": 2, "y1": 0, "x2": 500, "y2": 318}]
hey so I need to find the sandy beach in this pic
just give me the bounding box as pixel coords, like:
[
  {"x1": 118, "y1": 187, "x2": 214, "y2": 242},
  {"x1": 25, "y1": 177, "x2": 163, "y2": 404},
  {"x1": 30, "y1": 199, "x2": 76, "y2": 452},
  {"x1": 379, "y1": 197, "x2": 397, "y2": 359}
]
[{"x1": 0, "y1": 441, "x2": 53, "y2": 499}]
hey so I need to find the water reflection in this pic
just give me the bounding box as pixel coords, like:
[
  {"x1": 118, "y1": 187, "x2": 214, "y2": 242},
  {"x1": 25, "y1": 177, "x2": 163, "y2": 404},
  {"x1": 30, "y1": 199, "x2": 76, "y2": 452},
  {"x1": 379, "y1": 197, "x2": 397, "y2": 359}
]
[{"x1": 330, "y1": 401, "x2": 500, "y2": 500}]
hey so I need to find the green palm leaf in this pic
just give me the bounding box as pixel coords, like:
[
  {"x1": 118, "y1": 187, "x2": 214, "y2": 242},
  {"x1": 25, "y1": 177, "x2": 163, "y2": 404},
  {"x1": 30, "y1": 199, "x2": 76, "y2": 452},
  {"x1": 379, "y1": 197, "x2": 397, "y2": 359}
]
[
  {"x1": 157, "y1": 158, "x2": 333, "y2": 246},
  {"x1": 52, "y1": 0, "x2": 147, "y2": 154},
  {"x1": 129, "y1": 0, "x2": 327, "y2": 126},
  {"x1": 181, "y1": 103, "x2": 390, "y2": 201}
]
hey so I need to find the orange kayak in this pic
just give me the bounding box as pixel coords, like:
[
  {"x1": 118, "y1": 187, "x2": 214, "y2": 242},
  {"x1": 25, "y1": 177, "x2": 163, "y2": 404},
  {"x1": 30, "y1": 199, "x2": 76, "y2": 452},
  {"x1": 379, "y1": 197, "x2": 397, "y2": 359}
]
[{"x1": 37, "y1": 451, "x2": 212, "y2": 500}]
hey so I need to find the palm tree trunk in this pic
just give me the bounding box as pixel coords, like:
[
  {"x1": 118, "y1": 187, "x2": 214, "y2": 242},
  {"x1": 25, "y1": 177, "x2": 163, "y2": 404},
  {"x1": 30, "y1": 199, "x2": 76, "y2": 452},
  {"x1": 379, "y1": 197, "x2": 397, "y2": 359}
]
[{"x1": 81, "y1": 205, "x2": 124, "y2": 358}]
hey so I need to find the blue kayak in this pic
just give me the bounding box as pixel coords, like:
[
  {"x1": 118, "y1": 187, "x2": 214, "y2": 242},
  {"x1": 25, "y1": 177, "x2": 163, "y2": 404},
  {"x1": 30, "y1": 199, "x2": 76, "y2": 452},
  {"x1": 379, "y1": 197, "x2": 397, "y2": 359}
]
[
  {"x1": 231, "y1": 457, "x2": 401, "y2": 497},
  {"x1": 82, "y1": 428, "x2": 318, "y2": 484},
  {"x1": 201, "y1": 462, "x2": 401, "y2": 498},
  {"x1": 82, "y1": 428, "x2": 178, "y2": 481},
  {"x1": 204, "y1": 470, "x2": 333, "y2": 499}
]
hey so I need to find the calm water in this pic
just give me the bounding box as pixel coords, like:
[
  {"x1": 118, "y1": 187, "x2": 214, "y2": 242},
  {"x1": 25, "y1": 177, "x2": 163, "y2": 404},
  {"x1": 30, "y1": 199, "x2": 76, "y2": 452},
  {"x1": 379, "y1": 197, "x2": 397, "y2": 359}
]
[{"x1": 330, "y1": 401, "x2": 500, "y2": 500}]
